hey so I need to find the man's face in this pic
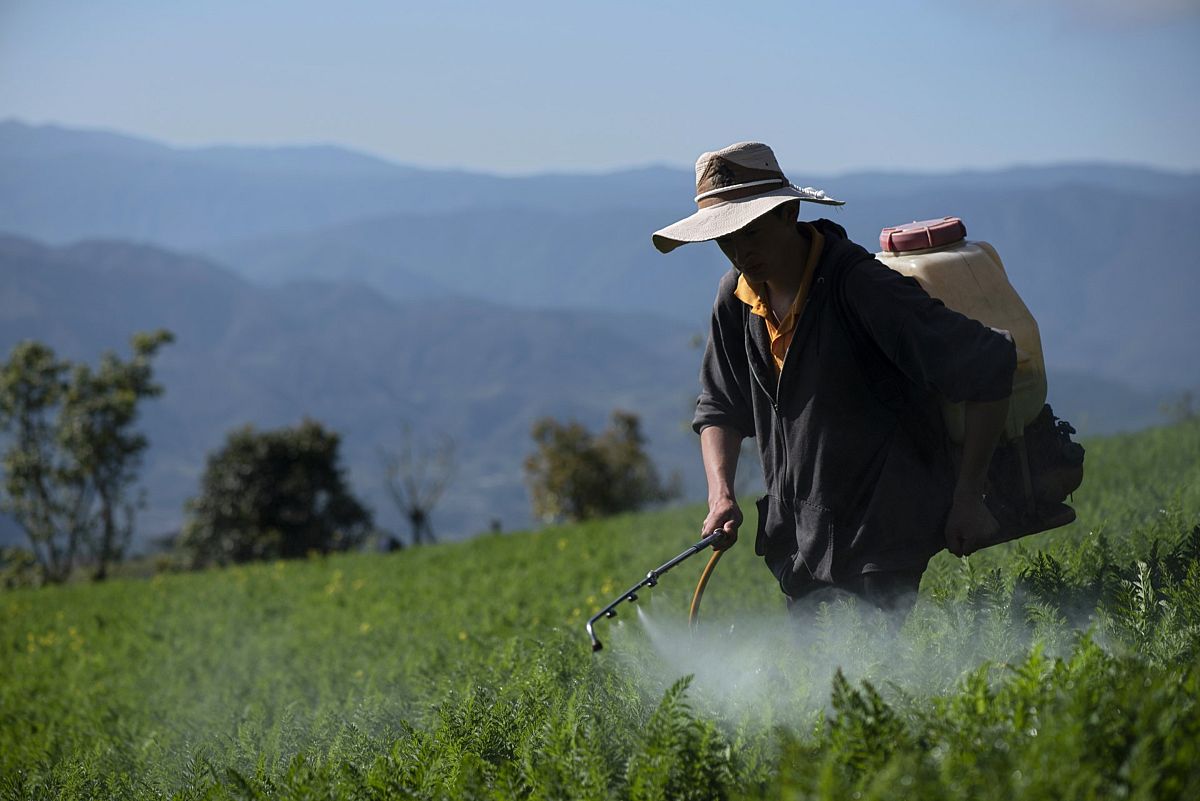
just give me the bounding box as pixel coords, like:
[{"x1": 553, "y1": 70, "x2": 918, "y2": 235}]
[{"x1": 715, "y1": 205, "x2": 796, "y2": 283}]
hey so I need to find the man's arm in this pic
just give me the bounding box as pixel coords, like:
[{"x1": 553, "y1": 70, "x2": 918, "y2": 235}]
[
  {"x1": 945, "y1": 396, "x2": 1010, "y2": 557},
  {"x1": 692, "y1": 273, "x2": 756, "y2": 549},
  {"x1": 699, "y1": 425, "x2": 743, "y2": 549},
  {"x1": 839, "y1": 258, "x2": 1018, "y2": 557}
]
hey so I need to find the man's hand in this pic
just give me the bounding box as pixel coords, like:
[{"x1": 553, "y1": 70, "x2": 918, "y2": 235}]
[
  {"x1": 944, "y1": 490, "x2": 999, "y2": 557},
  {"x1": 947, "y1": 395, "x2": 1010, "y2": 557},
  {"x1": 701, "y1": 494, "x2": 742, "y2": 550}
]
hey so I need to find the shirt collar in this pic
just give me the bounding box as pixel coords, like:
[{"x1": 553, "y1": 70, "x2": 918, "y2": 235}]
[{"x1": 732, "y1": 222, "x2": 823, "y2": 323}]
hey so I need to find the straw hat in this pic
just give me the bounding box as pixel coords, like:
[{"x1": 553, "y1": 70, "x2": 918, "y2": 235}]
[{"x1": 651, "y1": 141, "x2": 844, "y2": 254}]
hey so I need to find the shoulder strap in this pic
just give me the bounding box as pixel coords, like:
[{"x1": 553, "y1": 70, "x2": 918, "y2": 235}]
[
  {"x1": 827, "y1": 246, "x2": 945, "y2": 466},
  {"x1": 826, "y1": 245, "x2": 906, "y2": 411}
]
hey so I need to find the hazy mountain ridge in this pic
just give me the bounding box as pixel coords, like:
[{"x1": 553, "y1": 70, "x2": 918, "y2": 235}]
[
  {"x1": 211, "y1": 186, "x2": 1200, "y2": 392},
  {"x1": 0, "y1": 234, "x2": 700, "y2": 546},
  {"x1": 6, "y1": 118, "x2": 1198, "y2": 249},
  {"x1": 1, "y1": 121, "x2": 1194, "y2": 548},
  {"x1": 0, "y1": 120, "x2": 682, "y2": 248}
]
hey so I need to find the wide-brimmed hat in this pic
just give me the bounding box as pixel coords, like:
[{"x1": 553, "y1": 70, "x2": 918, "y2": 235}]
[{"x1": 651, "y1": 141, "x2": 844, "y2": 254}]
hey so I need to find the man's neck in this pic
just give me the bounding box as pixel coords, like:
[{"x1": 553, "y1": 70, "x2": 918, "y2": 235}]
[{"x1": 763, "y1": 223, "x2": 811, "y2": 303}]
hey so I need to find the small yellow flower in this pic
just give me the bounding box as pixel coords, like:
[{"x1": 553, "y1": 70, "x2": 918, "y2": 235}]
[
  {"x1": 358, "y1": 622, "x2": 372, "y2": 634},
  {"x1": 458, "y1": 631, "x2": 468, "y2": 641},
  {"x1": 324, "y1": 570, "x2": 344, "y2": 595},
  {"x1": 557, "y1": 538, "x2": 568, "y2": 551}
]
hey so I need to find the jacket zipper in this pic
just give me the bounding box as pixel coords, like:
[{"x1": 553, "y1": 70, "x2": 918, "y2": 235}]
[
  {"x1": 749, "y1": 359, "x2": 786, "y2": 500},
  {"x1": 762, "y1": 276, "x2": 823, "y2": 504}
]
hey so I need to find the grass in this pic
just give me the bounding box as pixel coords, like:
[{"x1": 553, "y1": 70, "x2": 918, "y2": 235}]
[{"x1": 2, "y1": 419, "x2": 1199, "y2": 799}]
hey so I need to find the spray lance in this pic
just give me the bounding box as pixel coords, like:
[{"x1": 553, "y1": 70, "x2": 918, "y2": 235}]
[{"x1": 586, "y1": 529, "x2": 729, "y2": 651}]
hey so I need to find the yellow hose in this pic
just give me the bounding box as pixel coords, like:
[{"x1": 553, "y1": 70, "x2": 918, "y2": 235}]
[{"x1": 688, "y1": 548, "x2": 724, "y2": 627}]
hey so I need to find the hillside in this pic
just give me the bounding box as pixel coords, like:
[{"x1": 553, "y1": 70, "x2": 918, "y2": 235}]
[
  {"x1": 2, "y1": 419, "x2": 1198, "y2": 799},
  {"x1": 0, "y1": 235, "x2": 699, "y2": 543}
]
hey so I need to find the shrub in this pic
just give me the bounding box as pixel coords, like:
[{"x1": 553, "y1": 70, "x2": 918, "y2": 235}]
[
  {"x1": 524, "y1": 410, "x2": 678, "y2": 523},
  {"x1": 179, "y1": 419, "x2": 372, "y2": 566}
]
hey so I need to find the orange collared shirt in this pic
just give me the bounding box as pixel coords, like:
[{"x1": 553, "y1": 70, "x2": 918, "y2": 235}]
[{"x1": 733, "y1": 223, "x2": 824, "y2": 376}]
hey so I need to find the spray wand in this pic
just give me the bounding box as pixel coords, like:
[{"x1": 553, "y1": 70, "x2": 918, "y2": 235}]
[{"x1": 586, "y1": 530, "x2": 727, "y2": 651}]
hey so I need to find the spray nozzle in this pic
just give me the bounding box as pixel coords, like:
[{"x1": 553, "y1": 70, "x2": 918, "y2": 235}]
[{"x1": 584, "y1": 530, "x2": 725, "y2": 653}]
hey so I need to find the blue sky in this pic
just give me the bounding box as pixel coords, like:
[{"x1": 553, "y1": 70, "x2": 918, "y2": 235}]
[{"x1": 1, "y1": 0, "x2": 1197, "y2": 175}]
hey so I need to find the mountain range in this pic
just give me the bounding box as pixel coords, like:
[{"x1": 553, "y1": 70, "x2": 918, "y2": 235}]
[
  {"x1": 0, "y1": 119, "x2": 1194, "y2": 548},
  {"x1": 0, "y1": 234, "x2": 700, "y2": 545}
]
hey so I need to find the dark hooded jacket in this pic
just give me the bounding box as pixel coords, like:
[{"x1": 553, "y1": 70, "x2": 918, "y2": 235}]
[{"x1": 692, "y1": 219, "x2": 1016, "y2": 595}]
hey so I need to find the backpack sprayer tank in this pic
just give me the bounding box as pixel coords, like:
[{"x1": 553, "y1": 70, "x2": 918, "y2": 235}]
[
  {"x1": 876, "y1": 217, "x2": 1084, "y2": 550},
  {"x1": 876, "y1": 217, "x2": 1047, "y2": 443}
]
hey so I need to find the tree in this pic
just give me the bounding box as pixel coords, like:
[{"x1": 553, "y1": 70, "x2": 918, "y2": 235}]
[
  {"x1": 180, "y1": 419, "x2": 372, "y2": 567},
  {"x1": 63, "y1": 330, "x2": 175, "y2": 579},
  {"x1": 596, "y1": 411, "x2": 680, "y2": 514},
  {"x1": 381, "y1": 425, "x2": 455, "y2": 546},
  {"x1": 0, "y1": 331, "x2": 173, "y2": 582},
  {"x1": 524, "y1": 410, "x2": 678, "y2": 523}
]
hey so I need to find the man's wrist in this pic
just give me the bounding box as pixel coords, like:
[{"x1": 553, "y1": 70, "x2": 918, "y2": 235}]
[{"x1": 953, "y1": 484, "x2": 987, "y2": 502}]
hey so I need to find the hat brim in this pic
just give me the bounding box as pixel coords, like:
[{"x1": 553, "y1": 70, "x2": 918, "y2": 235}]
[{"x1": 651, "y1": 185, "x2": 845, "y2": 254}]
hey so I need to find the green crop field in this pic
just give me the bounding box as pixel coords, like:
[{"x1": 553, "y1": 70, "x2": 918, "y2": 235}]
[{"x1": 3, "y1": 420, "x2": 1200, "y2": 800}]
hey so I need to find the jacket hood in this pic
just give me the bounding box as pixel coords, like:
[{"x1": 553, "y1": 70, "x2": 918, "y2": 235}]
[{"x1": 808, "y1": 217, "x2": 849, "y2": 242}]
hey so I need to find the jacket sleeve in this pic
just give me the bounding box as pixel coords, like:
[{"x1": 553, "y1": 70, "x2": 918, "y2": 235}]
[
  {"x1": 840, "y1": 257, "x2": 1016, "y2": 403},
  {"x1": 692, "y1": 274, "x2": 757, "y2": 437}
]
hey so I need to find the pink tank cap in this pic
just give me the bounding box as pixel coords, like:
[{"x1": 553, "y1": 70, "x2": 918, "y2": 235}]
[{"x1": 879, "y1": 216, "x2": 967, "y2": 253}]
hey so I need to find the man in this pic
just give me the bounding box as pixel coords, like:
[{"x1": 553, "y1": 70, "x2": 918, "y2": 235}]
[{"x1": 652, "y1": 142, "x2": 1015, "y2": 615}]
